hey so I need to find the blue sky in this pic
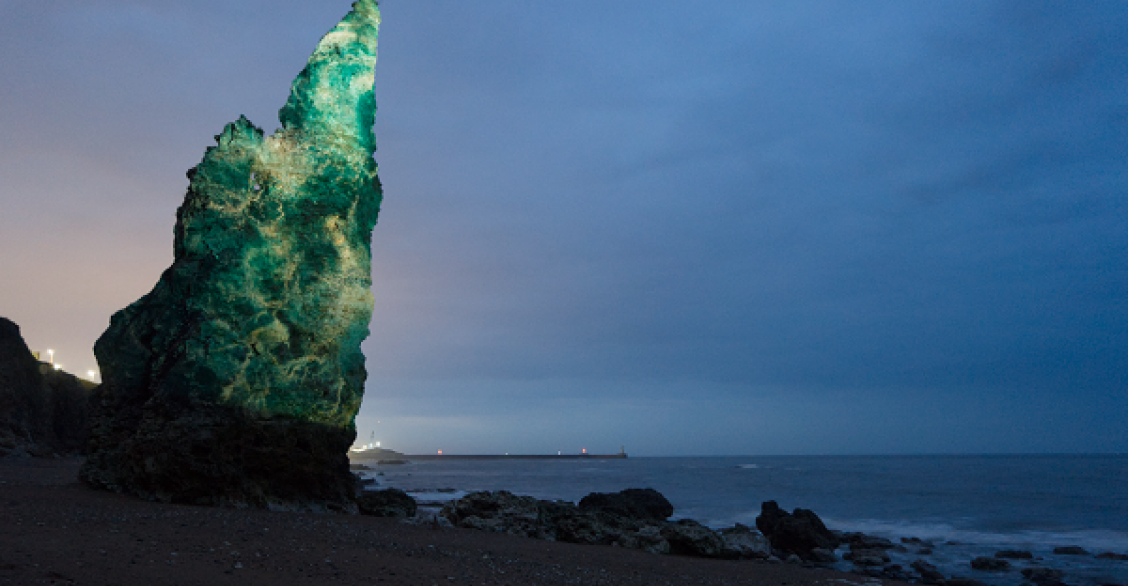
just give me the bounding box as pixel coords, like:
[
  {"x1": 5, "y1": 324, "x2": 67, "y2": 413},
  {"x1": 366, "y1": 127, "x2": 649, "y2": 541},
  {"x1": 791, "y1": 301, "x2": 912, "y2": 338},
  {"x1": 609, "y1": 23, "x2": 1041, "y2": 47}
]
[{"x1": 1, "y1": 1, "x2": 1125, "y2": 455}]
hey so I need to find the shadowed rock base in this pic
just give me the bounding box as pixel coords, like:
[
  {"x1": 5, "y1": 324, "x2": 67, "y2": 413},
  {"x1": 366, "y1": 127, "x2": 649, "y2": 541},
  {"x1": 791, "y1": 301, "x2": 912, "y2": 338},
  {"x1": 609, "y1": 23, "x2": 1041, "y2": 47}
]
[{"x1": 81, "y1": 404, "x2": 356, "y2": 511}]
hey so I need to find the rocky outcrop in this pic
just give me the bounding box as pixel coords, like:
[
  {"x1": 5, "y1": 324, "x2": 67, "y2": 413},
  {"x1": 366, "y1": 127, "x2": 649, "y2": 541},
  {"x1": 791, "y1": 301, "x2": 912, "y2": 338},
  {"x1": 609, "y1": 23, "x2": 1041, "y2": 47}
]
[
  {"x1": 0, "y1": 317, "x2": 91, "y2": 457},
  {"x1": 661, "y1": 519, "x2": 725, "y2": 558},
  {"x1": 437, "y1": 488, "x2": 763, "y2": 560},
  {"x1": 356, "y1": 489, "x2": 417, "y2": 518},
  {"x1": 441, "y1": 491, "x2": 551, "y2": 539},
  {"x1": 79, "y1": 0, "x2": 383, "y2": 511},
  {"x1": 718, "y1": 524, "x2": 772, "y2": 560},
  {"x1": 755, "y1": 501, "x2": 840, "y2": 559},
  {"x1": 578, "y1": 488, "x2": 673, "y2": 521}
]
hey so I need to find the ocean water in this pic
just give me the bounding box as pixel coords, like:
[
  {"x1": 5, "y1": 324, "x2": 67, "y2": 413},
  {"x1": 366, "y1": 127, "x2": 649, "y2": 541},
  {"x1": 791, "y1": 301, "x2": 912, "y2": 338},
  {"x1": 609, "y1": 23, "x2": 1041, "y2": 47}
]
[{"x1": 360, "y1": 455, "x2": 1128, "y2": 586}]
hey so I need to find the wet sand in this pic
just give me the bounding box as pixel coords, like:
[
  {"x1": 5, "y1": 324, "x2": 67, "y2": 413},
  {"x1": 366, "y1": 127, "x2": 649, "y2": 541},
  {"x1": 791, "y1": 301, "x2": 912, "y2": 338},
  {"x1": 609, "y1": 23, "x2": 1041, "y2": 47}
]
[{"x1": 0, "y1": 457, "x2": 910, "y2": 586}]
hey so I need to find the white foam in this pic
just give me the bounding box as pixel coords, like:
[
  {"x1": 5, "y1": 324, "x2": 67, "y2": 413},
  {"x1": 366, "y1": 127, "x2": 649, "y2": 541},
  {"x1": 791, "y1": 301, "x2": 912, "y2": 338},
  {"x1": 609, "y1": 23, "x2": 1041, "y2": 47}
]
[
  {"x1": 404, "y1": 489, "x2": 468, "y2": 505},
  {"x1": 823, "y1": 517, "x2": 1128, "y2": 552}
]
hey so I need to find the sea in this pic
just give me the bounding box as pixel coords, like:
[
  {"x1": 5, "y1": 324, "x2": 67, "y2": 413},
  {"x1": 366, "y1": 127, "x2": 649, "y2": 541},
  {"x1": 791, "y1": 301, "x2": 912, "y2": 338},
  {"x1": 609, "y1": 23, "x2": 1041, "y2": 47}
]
[{"x1": 358, "y1": 454, "x2": 1128, "y2": 586}]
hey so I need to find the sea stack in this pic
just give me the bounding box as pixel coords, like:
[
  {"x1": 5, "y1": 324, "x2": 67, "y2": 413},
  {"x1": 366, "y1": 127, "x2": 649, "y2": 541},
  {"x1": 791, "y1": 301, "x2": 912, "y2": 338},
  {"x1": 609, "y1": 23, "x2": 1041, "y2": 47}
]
[{"x1": 80, "y1": 1, "x2": 382, "y2": 511}]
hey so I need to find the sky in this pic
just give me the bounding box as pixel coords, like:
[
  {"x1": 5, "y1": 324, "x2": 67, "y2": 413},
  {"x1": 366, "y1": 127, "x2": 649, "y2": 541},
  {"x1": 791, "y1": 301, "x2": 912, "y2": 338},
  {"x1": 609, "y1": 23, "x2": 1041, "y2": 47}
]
[{"x1": 1, "y1": 1, "x2": 1125, "y2": 456}]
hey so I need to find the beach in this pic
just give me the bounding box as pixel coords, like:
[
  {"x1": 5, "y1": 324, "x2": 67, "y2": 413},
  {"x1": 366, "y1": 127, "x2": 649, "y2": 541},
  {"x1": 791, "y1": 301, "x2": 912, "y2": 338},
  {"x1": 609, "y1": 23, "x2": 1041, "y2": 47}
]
[{"x1": 0, "y1": 457, "x2": 908, "y2": 586}]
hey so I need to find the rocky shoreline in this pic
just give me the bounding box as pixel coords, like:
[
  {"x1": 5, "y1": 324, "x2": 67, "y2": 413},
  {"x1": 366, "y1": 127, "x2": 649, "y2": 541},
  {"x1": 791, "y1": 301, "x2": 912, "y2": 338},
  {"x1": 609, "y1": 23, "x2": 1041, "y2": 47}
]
[
  {"x1": 351, "y1": 475, "x2": 1128, "y2": 586},
  {"x1": 0, "y1": 457, "x2": 919, "y2": 586}
]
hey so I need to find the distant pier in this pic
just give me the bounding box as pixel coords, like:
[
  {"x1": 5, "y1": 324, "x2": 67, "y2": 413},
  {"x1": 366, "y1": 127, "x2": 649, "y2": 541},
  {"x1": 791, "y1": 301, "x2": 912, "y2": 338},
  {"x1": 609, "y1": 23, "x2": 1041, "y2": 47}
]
[
  {"x1": 402, "y1": 453, "x2": 627, "y2": 461},
  {"x1": 349, "y1": 446, "x2": 628, "y2": 462}
]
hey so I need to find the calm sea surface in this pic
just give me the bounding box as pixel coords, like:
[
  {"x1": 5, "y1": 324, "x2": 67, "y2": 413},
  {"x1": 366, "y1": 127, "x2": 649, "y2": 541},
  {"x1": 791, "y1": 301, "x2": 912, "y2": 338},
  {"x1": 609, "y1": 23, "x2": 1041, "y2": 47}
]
[{"x1": 364, "y1": 455, "x2": 1128, "y2": 586}]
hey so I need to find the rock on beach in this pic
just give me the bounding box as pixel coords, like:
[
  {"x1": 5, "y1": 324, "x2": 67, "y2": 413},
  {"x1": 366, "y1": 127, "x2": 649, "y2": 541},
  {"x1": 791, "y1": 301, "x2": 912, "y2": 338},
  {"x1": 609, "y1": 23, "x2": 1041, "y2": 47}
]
[
  {"x1": 755, "y1": 500, "x2": 840, "y2": 559},
  {"x1": 79, "y1": 0, "x2": 384, "y2": 512},
  {"x1": 0, "y1": 457, "x2": 930, "y2": 586}
]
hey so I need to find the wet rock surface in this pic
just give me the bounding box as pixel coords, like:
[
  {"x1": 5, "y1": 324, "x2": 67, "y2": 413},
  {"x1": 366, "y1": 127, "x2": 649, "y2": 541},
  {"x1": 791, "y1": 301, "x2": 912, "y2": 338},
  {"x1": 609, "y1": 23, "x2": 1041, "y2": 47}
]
[
  {"x1": 755, "y1": 500, "x2": 840, "y2": 559},
  {"x1": 438, "y1": 488, "x2": 768, "y2": 560},
  {"x1": 719, "y1": 524, "x2": 773, "y2": 560},
  {"x1": 79, "y1": 0, "x2": 383, "y2": 511}
]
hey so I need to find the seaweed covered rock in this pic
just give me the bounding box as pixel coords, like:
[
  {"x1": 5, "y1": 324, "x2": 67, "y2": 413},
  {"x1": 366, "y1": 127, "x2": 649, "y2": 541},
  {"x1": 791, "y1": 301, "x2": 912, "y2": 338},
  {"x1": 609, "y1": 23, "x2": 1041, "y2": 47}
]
[
  {"x1": 0, "y1": 317, "x2": 91, "y2": 457},
  {"x1": 79, "y1": 0, "x2": 383, "y2": 511}
]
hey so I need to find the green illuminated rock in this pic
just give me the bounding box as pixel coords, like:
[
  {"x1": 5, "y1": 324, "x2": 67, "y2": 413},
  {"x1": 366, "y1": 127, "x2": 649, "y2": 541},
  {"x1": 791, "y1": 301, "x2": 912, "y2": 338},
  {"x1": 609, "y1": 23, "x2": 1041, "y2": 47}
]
[{"x1": 80, "y1": 1, "x2": 382, "y2": 511}]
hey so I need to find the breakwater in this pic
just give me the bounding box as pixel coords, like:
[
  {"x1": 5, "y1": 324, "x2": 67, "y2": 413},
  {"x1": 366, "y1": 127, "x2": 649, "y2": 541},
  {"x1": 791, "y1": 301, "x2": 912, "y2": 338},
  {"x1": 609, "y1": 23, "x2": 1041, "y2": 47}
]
[
  {"x1": 403, "y1": 453, "x2": 627, "y2": 460},
  {"x1": 349, "y1": 447, "x2": 628, "y2": 462}
]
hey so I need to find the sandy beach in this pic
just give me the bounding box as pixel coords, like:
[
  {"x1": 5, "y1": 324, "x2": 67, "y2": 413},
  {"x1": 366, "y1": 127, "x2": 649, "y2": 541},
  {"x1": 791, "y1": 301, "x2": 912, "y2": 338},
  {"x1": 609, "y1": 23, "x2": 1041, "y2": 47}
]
[{"x1": 0, "y1": 457, "x2": 915, "y2": 586}]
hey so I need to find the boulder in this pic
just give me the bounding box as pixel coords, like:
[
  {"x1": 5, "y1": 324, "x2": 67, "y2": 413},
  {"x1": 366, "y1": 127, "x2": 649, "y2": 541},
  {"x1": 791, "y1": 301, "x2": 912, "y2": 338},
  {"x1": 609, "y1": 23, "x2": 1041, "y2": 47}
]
[
  {"x1": 996, "y1": 550, "x2": 1034, "y2": 559},
  {"x1": 660, "y1": 519, "x2": 725, "y2": 558},
  {"x1": 578, "y1": 488, "x2": 673, "y2": 522},
  {"x1": 439, "y1": 491, "x2": 546, "y2": 538},
  {"x1": 971, "y1": 557, "x2": 1011, "y2": 571},
  {"x1": 356, "y1": 488, "x2": 416, "y2": 518},
  {"x1": 78, "y1": 0, "x2": 383, "y2": 512},
  {"x1": 0, "y1": 317, "x2": 91, "y2": 457},
  {"x1": 1053, "y1": 546, "x2": 1090, "y2": 556},
  {"x1": 551, "y1": 505, "x2": 624, "y2": 546},
  {"x1": 912, "y1": 559, "x2": 946, "y2": 584},
  {"x1": 719, "y1": 524, "x2": 772, "y2": 560},
  {"x1": 437, "y1": 489, "x2": 741, "y2": 559},
  {"x1": 755, "y1": 501, "x2": 840, "y2": 558},
  {"x1": 632, "y1": 525, "x2": 671, "y2": 555}
]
